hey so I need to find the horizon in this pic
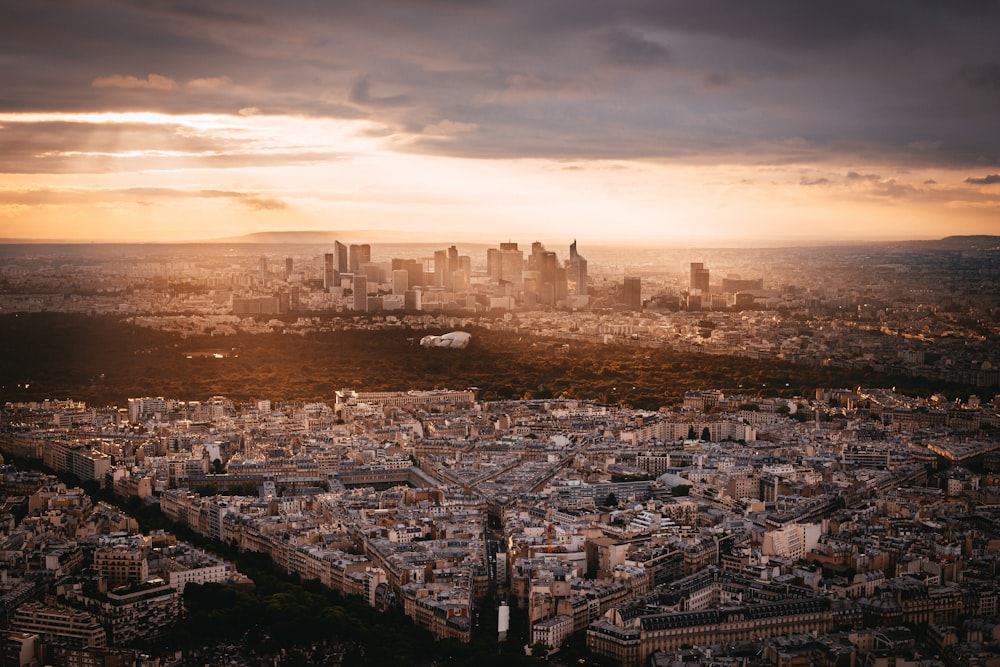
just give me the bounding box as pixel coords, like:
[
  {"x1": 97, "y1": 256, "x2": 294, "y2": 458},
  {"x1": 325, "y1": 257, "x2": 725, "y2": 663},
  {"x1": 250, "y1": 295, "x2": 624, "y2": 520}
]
[
  {"x1": 0, "y1": 229, "x2": 987, "y2": 250},
  {"x1": 2, "y1": 4, "x2": 999, "y2": 244}
]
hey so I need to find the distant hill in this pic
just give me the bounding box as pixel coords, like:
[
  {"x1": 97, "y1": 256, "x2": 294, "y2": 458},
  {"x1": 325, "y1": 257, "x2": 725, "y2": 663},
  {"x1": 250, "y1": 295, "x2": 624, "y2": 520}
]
[
  {"x1": 1, "y1": 232, "x2": 997, "y2": 249},
  {"x1": 897, "y1": 235, "x2": 1000, "y2": 251}
]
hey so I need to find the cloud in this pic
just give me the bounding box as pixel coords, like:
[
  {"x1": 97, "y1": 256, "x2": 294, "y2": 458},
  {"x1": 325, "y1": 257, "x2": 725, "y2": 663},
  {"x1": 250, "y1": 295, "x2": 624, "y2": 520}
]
[
  {"x1": 0, "y1": 186, "x2": 287, "y2": 211},
  {"x1": 866, "y1": 178, "x2": 919, "y2": 199},
  {"x1": 421, "y1": 119, "x2": 477, "y2": 136},
  {"x1": 187, "y1": 76, "x2": 233, "y2": 90},
  {"x1": 0, "y1": 117, "x2": 346, "y2": 174},
  {"x1": 349, "y1": 76, "x2": 410, "y2": 107},
  {"x1": 4, "y1": 1, "x2": 1000, "y2": 167},
  {"x1": 965, "y1": 174, "x2": 1000, "y2": 185},
  {"x1": 199, "y1": 189, "x2": 288, "y2": 210},
  {"x1": 702, "y1": 72, "x2": 734, "y2": 87},
  {"x1": 846, "y1": 171, "x2": 880, "y2": 181},
  {"x1": 800, "y1": 177, "x2": 831, "y2": 186},
  {"x1": 959, "y1": 63, "x2": 1000, "y2": 90},
  {"x1": 908, "y1": 140, "x2": 942, "y2": 151},
  {"x1": 92, "y1": 73, "x2": 178, "y2": 90},
  {"x1": 602, "y1": 28, "x2": 671, "y2": 66}
]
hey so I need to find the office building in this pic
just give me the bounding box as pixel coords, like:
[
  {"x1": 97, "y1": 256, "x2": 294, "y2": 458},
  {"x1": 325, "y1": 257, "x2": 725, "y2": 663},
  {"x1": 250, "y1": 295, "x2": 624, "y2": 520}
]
[
  {"x1": 568, "y1": 239, "x2": 588, "y2": 296},
  {"x1": 333, "y1": 241, "x2": 348, "y2": 272},
  {"x1": 624, "y1": 276, "x2": 642, "y2": 311},
  {"x1": 392, "y1": 258, "x2": 424, "y2": 288},
  {"x1": 690, "y1": 262, "x2": 710, "y2": 293},
  {"x1": 392, "y1": 269, "x2": 409, "y2": 295},
  {"x1": 353, "y1": 276, "x2": 368, "y2": 312},
  {"x1": 434, "y1": 249, "x2": 450, "y2": 289},
  {"x1": 323, "y1": 253, "x2": 337, "y2": 291},
  {"x1": 349, "y1": 244, "x2": 371, "y2": 274},
  {"x1": 490, "y1": 242, "x2": 524, "y2": 289},
  {"x1": 404, "y1": 289, "x2": 422, "y2": 311}
]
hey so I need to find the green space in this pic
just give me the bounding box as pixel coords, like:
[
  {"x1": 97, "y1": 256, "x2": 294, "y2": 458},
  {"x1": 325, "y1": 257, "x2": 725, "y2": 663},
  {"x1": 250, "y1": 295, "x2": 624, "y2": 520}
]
[{"x1": 0, "y1": 313, "x2": 987, "y2": 409}]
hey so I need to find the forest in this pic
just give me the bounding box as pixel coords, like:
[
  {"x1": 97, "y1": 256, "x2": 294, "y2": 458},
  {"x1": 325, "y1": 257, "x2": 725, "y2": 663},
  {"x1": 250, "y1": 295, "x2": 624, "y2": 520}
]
[{"x1": 0, "y1": 312, "x2": 988, "y2": 409}]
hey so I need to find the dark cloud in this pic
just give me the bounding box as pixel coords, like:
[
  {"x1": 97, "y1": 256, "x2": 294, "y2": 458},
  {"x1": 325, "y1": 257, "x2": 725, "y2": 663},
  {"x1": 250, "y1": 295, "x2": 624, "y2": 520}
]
[
  {"x1": 851, "y1": 179, "x2": 1000, "y2": 205},
  {"x1": 121, "y1": 0, "x2": 265, "y2": 26},
  {"x1": 702, "y1": 72, "x2": 734, "y2": 87},
  {"x1": 1, "y1": 1, "x2": 1000, "y2": 166},
  {"x1": 959, "y1": 63, "x2": 1000, "y2": 90},
  {"x1": 846, "y1": 171, "x2": 881, "y2": 181},
  {"x1": 965, "y1": 174, "x2": 1000, "y2": 185},
  {"x1": 602, "y1": 28, "x2": 671, "y2": 66},
  {"x1": 349, "y1": 76, "x2": 411, "y2": 108},
  {"x1": 800, "y1": 177, "x2": 831, "y2": 186}
]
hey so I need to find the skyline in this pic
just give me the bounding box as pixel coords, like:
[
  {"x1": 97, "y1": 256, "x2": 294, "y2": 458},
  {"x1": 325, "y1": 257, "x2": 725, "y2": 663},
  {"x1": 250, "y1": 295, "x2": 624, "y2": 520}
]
[{"x1": 2, "y1": 2, "x2": 1000, "y2": 244}]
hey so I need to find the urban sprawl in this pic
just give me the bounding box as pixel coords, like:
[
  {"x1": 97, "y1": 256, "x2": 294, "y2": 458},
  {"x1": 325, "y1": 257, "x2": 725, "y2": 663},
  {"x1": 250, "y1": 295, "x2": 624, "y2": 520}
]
[{"x1": 0, "y1": 238, "x2": 999, "y2": 667}]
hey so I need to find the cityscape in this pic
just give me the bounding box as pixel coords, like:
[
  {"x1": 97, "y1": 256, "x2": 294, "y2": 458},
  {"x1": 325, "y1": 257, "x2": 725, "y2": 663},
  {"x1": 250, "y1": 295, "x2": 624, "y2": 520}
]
[
  {"x1": 1, "y1": 235, "x2": 999, "y2": 667},
  {"x1": 3, "y1": 1, "x2": 1000, "y2": 666}
]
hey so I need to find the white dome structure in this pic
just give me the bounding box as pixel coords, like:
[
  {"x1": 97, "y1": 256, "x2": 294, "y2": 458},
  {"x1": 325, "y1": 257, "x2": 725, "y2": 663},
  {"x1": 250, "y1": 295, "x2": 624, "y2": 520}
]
[{"x1": 419, "y1": 331, "x2": 472, "y2": 349}]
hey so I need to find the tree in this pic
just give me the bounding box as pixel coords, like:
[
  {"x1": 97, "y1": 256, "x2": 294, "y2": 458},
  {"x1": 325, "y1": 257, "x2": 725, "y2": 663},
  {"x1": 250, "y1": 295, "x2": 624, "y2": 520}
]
[
  {"x1": 604, "y1": 492, "x2": 619, "y2": 507},
  {"x1": 687, "y1": 425, "x2": 697, "y2": 440},
  {"x1": 530, "y1": 642, "x2": 551, "y2": 658},
  {"x1": 701, "y1": 427, "x2": 711, "y2": 442}
]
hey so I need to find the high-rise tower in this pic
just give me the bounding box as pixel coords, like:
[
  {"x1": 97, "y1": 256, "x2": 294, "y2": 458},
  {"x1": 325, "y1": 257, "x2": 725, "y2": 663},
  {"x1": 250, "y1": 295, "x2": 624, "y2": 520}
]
[
  {"x1": 323, "y1": 253, "x2": 336, "y2": 290},
  {"x1": 568, "y1": 240, "x2": 588, "y2": 296},
  {"x1": 690, "y1": 262, "x2": 710, "y2": 293},
  {"x1": 624, "y1": 276, "x2": 642, "y2": 311}
]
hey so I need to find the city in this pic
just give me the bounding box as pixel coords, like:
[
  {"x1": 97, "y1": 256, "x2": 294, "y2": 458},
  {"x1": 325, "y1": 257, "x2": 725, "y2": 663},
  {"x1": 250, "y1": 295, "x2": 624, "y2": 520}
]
[
  {"x1": 0, "y1": 236, "x2": 999, "y2": 666},
  {"x1": 3, "y1": 2, "x2": 1000, "y2": 666},
  {"x1": 2, "y1": 382, "x2": 999, "y2": 665}
]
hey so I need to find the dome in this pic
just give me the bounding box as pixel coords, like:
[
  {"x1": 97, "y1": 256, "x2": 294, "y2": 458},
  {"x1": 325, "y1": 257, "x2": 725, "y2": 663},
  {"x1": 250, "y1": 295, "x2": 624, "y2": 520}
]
[{"x1": 656, "y1": 473, "x2": 689, "y2": 488}]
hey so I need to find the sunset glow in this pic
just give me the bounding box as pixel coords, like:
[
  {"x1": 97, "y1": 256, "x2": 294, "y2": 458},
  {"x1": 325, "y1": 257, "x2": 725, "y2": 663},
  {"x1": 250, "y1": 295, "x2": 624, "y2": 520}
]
[{"x1": 2, "y1": 2, "x2": 998, "y2": 244}]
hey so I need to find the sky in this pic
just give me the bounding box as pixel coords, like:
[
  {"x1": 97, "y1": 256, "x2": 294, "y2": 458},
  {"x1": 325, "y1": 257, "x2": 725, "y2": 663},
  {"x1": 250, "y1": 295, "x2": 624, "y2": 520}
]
[{"x1": 1, "y1": 0, "x2": 999, "y2": 245}]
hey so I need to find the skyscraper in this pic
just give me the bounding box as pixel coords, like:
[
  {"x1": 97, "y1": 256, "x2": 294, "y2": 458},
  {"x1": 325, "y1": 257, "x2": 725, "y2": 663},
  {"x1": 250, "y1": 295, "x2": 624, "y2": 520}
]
[
  {"x1": 333, "y1": 241, "x2": 348, "y2": 273},
  {"x1": 404, "y1": 288, "x2": 422, "y2": 311},
  {"x1": 323, "y1": 253, "x2": 336, "y2": 291},
  {"x1": 487, "y1": 248, "x2": 501, "y2": 281},
  {"x1": 690, "y1": 262, "x2": 710, "y2": 293},
  {"x1": 568, "y1": 240, "x2": 588, "y2": 296},
  {"x1": 392, "y1": 257, "x2": 424, "y2": 288},
  {"x1": 434, "y1": 249, "x2": 449, "y2": 288},
  {"x1": 353, "y1": 275, "x2": 368, "y2": 311},
  {"x1": 493, "y1": 242, "x2": 524, "y2": 289},
  {"x1": 525, "y1": 241, "x2": 566, "y2": 306},
  {"x1": 392, "y1": 269, "x2": 408, "y2": 295},
  {"x1": 349, "y1": 244, "x2": 371, "y2": 274},
  {"x1": 624, "y1": 276, "x2": 642, "y2": 311}
]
